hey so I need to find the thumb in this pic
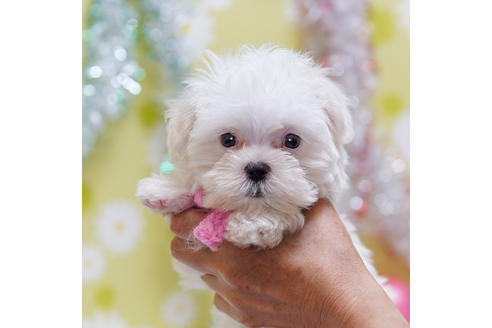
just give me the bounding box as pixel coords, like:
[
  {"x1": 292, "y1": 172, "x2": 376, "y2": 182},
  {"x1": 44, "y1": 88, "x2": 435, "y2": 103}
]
[{"x1": 170, "y1": 208, "x2": 209, "y2": 239}]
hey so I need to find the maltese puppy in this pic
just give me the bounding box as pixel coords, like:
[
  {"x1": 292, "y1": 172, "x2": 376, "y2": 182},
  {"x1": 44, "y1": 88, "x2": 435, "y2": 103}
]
[{"x1": 137, "y1": 46, "x2": 383, "y2": 327}]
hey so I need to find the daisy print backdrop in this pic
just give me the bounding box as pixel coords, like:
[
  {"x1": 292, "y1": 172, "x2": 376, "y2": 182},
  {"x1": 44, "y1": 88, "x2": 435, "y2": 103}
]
[{"x1": 82, "y1": 0, "x2": 409, "y2": 326}]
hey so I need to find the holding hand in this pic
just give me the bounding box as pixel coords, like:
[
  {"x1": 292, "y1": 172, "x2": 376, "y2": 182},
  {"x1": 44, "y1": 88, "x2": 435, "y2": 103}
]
[{"x1": 170, "y1": 199, "x2": 408, "y2": 328}]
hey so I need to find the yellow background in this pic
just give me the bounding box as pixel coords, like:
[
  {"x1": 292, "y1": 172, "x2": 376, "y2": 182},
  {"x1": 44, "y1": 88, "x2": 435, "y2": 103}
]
[{"x1": 83, "y1": 0, "x2": 409, "y2": 326}]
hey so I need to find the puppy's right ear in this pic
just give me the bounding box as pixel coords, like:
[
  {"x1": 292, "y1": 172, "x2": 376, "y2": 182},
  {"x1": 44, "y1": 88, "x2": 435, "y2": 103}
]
[
  {"x1": 320, "y1": 78, "x2": 354, "y2": 146},
  {"x1": 165, "y1": 93, "x2": 196, "y2": 164}
]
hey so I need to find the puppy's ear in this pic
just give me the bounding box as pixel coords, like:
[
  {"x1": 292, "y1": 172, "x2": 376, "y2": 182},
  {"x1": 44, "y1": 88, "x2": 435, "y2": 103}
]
[
  {"x1": 321, "y1": 79, "x2": 354, "y2": 146},
  {"x1": 165, "y1": 93, "x2": 196, "y2": 164},
  {"x1": 315, "y1": 76, "x2": 354, "y2": 196}
]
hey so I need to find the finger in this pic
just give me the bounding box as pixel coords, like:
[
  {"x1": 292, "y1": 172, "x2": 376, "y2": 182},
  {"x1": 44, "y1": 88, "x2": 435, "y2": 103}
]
[
  {"x1": 170, "y1": 237, "x2": 219, "y2": 273},
  {"x1": 204, "y1": 274, "x2": 274, "y2": 315},
  {"x1": 213, "y1": 294, "x2": 268, "y2": 328},
  {"x1": 170, "y1": 208, "x2": 209, "y2": 239},
  {"x1": 213, "y1": 294, "x2": 244, "y2": 323},
  {"x1": 203, "y1": 274, "x2": 252, "y2": 314},
  {"x1": 201, "y1": 273, "x2": 234, "y2": 297}
]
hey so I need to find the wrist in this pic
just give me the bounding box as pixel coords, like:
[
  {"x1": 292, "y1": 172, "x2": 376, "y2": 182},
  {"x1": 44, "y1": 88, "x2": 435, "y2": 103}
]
[
  {"x1": 298, "y1": 266, "x2": 369, "y2": 328},
  {"x1": 336, "y1": 275, "x2": 409, "y2": 328},
  {"x1": 312, "y1": 268, "x2": 407, "y2": 328}
]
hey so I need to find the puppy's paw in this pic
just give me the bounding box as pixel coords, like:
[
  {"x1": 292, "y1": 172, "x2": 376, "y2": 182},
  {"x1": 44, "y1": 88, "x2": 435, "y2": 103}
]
[
  {"x1": 142, "y1": 199, "x2": 167, "y2": 211},
  {"x1": 136, "y1": 175, "x2": 192, "y2": 214},
  {"x1": 225, "y1": 212, "x2": 284, "y2": 249}
]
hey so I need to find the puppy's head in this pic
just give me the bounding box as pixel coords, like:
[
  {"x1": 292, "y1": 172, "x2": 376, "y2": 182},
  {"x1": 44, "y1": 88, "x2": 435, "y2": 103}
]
[{"x1": 166, "y1": 46, "x2": 353, "y2": 213}]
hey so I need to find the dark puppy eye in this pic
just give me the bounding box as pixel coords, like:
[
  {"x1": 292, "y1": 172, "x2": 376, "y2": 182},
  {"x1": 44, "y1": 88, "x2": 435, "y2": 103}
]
[
  {"x1": 220, "y1": 132, "x2": 237, "y2": 147},
  {"x1": 283, "y1": 133, "x2": 301, "y2": 149}
]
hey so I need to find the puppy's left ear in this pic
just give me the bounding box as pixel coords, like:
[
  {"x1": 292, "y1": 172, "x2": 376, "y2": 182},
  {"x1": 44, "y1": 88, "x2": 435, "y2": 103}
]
[
  {"x1": 320, "y1": 78, "x2": 354, "y2": 146},
  {"x1": 316, "y1": 76, "x2": 354, "y2": 196}
]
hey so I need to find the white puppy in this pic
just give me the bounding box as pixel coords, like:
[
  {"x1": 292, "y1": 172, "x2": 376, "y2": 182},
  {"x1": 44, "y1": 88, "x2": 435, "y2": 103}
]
[{"x1": 137, "y1": 45, "x2": 384, "y2": 327}]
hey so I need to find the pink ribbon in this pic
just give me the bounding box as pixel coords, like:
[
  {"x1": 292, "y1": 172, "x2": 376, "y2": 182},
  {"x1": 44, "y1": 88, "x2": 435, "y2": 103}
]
[{"x1": 190, "y1": 188, "x2": 232, "y2": 251}]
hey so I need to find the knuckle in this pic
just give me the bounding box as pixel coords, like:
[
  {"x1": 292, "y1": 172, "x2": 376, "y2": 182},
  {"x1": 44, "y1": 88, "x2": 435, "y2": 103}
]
[{"x1": 201, "y1": 274, "x2": 214, "y2": 288}]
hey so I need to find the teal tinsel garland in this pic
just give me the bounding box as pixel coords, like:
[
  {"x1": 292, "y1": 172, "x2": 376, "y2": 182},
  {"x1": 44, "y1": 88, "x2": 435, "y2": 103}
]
[
  {"x1": 82, "y1": 0, "x2": 145, "y2": 158},
  {"x1": 82, "y1": 0, "x2": 202, "y2": 158}
]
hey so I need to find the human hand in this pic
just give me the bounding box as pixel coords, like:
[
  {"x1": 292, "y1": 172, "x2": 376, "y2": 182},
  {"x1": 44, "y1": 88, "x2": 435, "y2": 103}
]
[{"x1": 170, "y1": 199, "x2": 408, "y2": 328}]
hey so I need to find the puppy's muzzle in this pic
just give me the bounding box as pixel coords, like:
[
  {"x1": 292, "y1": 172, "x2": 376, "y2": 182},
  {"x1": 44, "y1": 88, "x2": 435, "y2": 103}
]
[{"x1": 244, "y1": 162, "x2": 270, "y2": 182}]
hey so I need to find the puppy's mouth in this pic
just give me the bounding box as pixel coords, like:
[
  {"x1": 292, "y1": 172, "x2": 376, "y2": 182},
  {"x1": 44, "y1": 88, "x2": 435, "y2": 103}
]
[{"x1": 246, "y1": 183, "x2": 265, "y2": 198}]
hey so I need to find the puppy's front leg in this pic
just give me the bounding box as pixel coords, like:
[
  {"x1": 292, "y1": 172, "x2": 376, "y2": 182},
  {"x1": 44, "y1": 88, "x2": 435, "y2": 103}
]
[
  {"x1": 136, "y1": 174, "x2": 192, "y2": 215},
  {"x1": 225, "y1": 211, "x2": 304, "y2": 249}
]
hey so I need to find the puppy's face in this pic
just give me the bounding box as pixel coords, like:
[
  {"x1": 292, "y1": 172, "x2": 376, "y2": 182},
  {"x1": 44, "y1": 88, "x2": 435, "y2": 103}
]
[{"x1": 167, "y1": 47, "x2": 353, "y2": 213}]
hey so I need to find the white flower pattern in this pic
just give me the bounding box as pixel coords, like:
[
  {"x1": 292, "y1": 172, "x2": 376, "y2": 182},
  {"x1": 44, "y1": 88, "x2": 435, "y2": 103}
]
[
  {"x1": 95, "y1": 201, "x2": 144, "y2": 254},
  {"x1": 177, "y1": 7, "x2": 213, "y2": 65},
  {"x1": 161, "y1": 291, "x2": 197, "y2": 327},
  {"x1": 83, "y1": 244, "x2": 106, "y2": 283},
  {"x1": 83, "y1": 311, "x2": 130, "y2": 328}
]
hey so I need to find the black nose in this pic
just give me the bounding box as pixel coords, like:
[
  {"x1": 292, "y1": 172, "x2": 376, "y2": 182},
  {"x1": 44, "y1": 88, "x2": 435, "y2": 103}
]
[{"x1": 244, "y1": 162, "x2": 271, "y2": 182}]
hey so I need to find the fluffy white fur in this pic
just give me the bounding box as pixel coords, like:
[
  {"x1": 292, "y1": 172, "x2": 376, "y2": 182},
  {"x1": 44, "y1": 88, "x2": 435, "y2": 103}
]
[{"x1": 136, "y1": 46, "x2": 384, "y2": 328}]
